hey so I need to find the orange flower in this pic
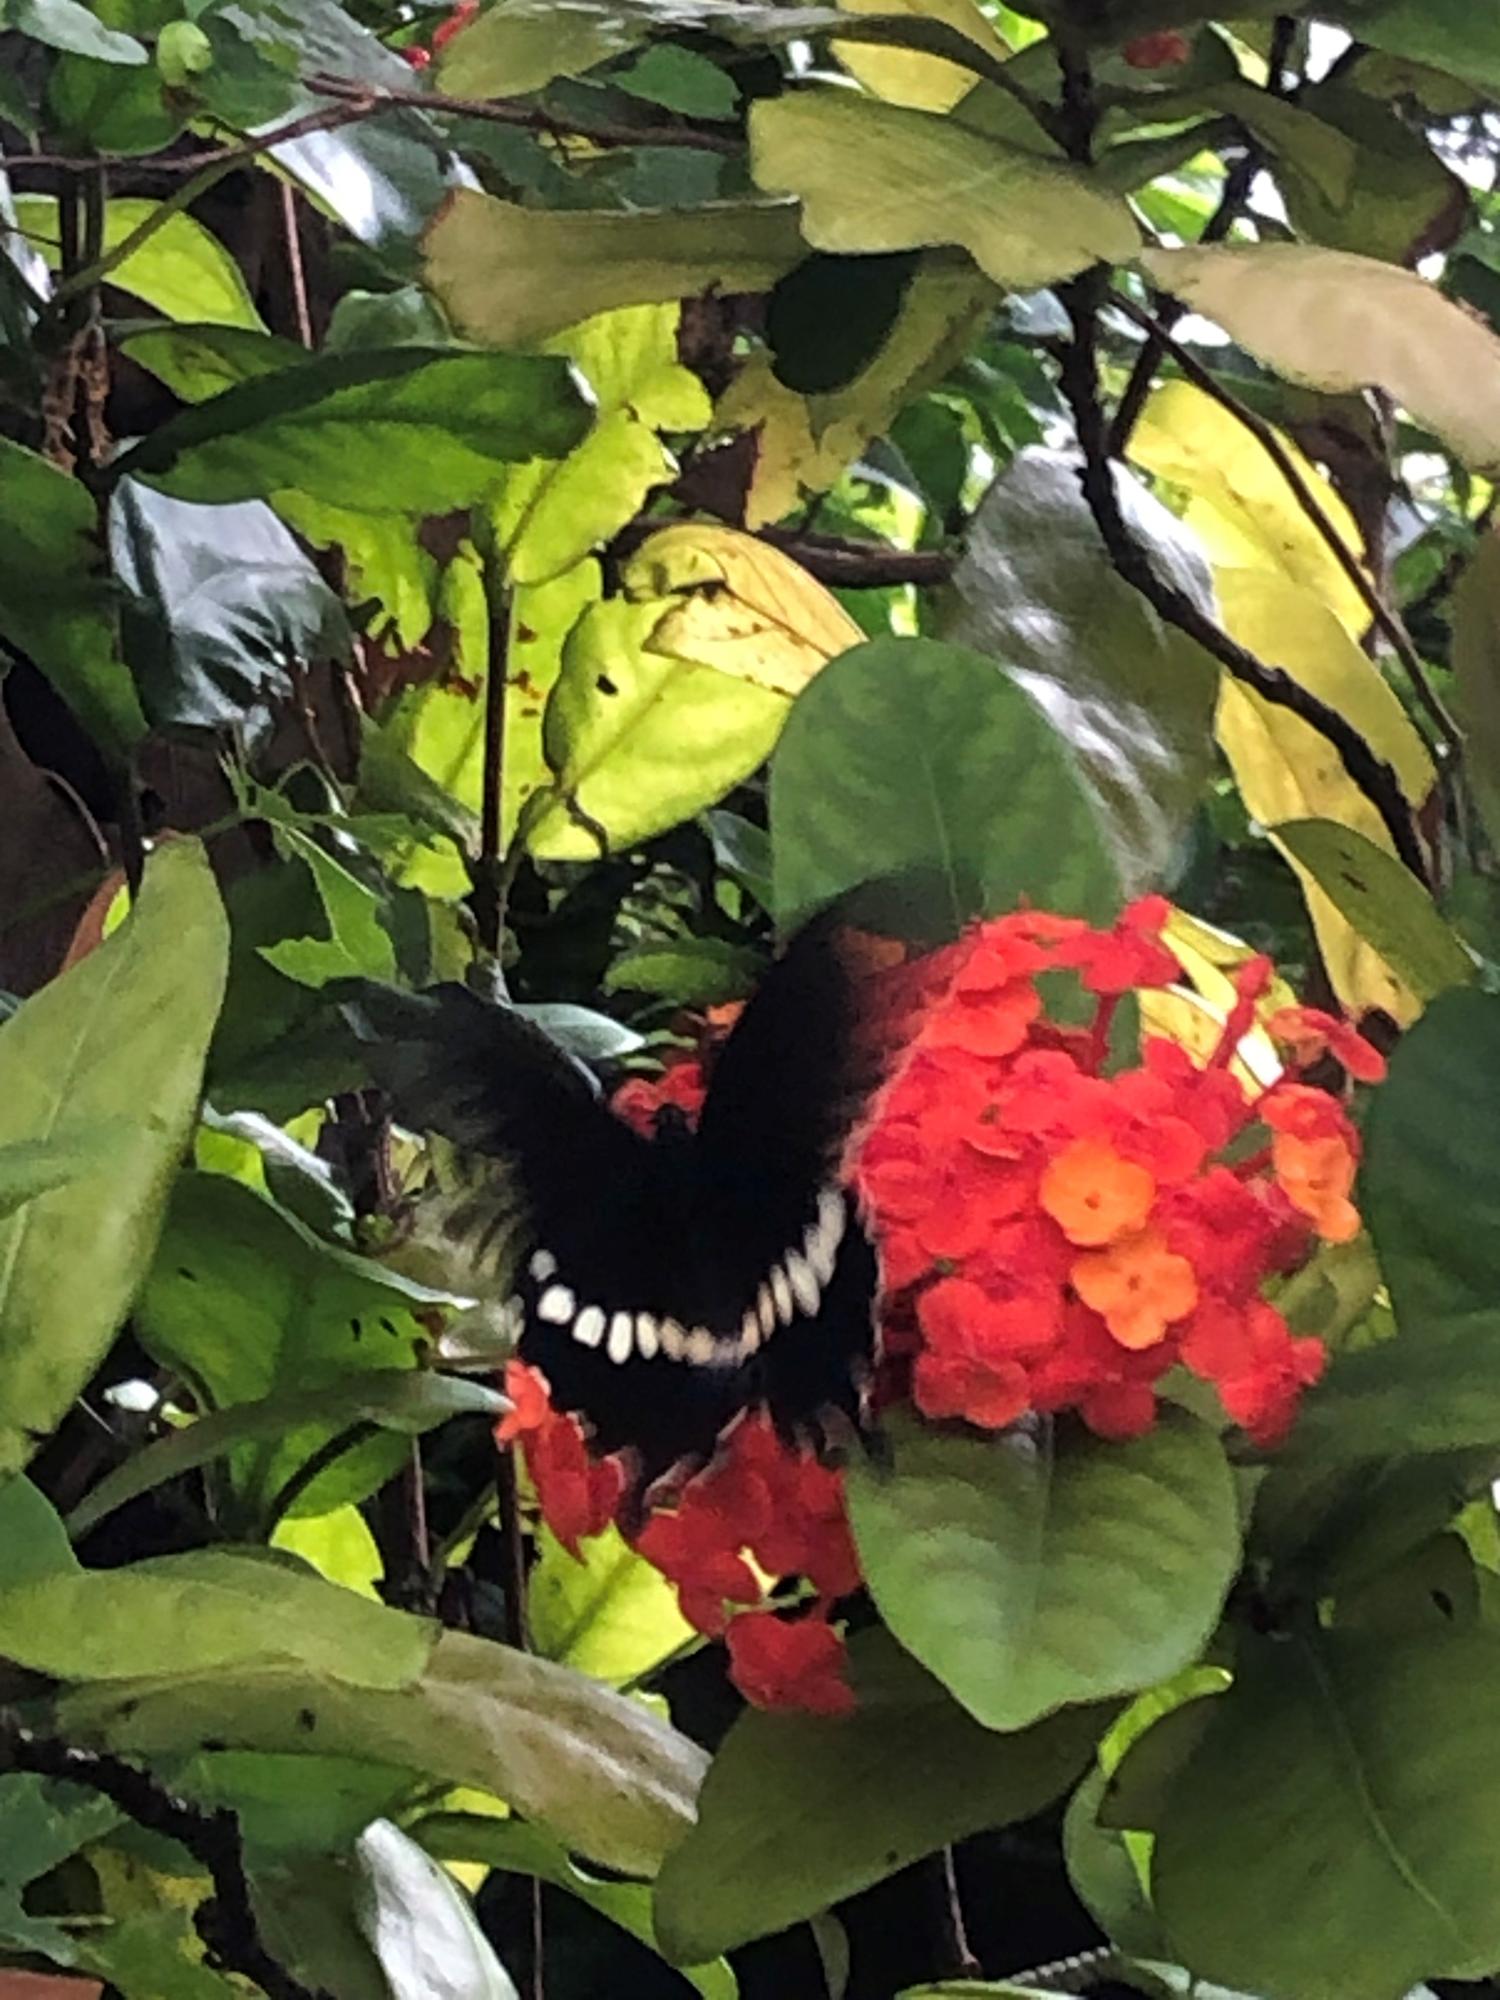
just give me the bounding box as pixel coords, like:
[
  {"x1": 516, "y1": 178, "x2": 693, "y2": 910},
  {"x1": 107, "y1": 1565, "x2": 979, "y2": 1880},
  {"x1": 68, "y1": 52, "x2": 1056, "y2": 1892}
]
[
  {"x1": 1039, "y1": 1138, "x2": 1156, "y2": 1247},
  {"x1": 1272, "y1": 1130, "x2": 1361, "y2": 1243},
  {"x1": 1072, "y1": 1229, "x2": 1198, "y2": 1350}
]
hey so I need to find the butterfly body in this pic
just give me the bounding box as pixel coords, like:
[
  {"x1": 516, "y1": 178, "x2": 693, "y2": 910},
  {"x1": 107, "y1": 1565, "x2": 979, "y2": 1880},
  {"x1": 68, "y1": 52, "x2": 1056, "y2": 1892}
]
[{"x1": 341, "y1": 895, "x2": 902, "y2": 1487}]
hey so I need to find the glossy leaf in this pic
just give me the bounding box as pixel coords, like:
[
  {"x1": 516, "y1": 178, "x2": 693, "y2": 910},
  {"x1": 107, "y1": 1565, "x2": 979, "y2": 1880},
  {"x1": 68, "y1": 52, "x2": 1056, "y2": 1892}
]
[
  {"x1": 1140, "y1": 243, "x2": 1500, "y2": 474},
  {"x1": 1149, "y1": 1632, "x2": 1500, "y2": 1997},
  {"x1": 8, "y1": 0, "x2": 145, "y2": 61},
  {"x1": 0, "y1": 843, "x2": 227, "y2": 1473},
  {"x1": 0, "y1": 437, "x2": 144, "y2": 755},
  {"x1": 0, "y1": 1128, "x2": 123, "y2": 1218},
  {"x1": 110, "y1": 349, "x2": 594, "y2": 511},
  {"x1": 424, "y1": 190, "x2": 804, "y2": 348},
  {"x1": 943, "y1": 447, "x2": 1218, "y2": 895},
  {"x1": 63, "y1": 1627, "x2": 707, "y2": 1876},
  {"x1": 833, "y1": 0, "x2": 1013, "y2": 110},
  {"x1": 847, "y1": 1409, "x2": 1239, "y2": 1732},
  {"x1": 752, "y1": 91, "x2": 1138, "y2": 287},
  {"x1": 770, "y1": 635, "x2": 1120, "y2": 931},
  {"x1": 355, "y1": 1818, "x2": 518, "y2": 2000},
  {"x1": 654, "y1": 1631, "x2": 1106, "y2": 1961}
]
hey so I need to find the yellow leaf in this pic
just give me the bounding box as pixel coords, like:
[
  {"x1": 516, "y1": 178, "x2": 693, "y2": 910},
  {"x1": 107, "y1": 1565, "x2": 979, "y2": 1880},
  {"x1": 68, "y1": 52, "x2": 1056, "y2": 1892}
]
[
  {"x1": 833, "y1": 0, "x2": 1012, "y2": 112},
  {"x1": 622, "y1": 523, "x2": 863, "y2": 695},
  {"x1": 273, "y1": 1504, "x2": 383, "y2": 1600},
  {"x1": 1130, "y1": 380, "x2": 1371, "y2": 641},
  {"x1": 1213, "y1": 569, "x2": 1435, "y2": 1023},
  {"x1": 1142, "y1": 905, "x2": 1294, "y2": 1090}
]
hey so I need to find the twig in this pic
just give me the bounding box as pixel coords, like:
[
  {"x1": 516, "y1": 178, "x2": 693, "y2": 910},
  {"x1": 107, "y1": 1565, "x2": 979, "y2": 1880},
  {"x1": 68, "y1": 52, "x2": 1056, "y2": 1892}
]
[
  {"x1": 758, "y1": 527, "x2": 954, "y2": 588},
  {"x1": 1050, "y1": 38, "x2": 1430, "y2": 890},
  {"x1": 279, "y1": 181, "x2": 314, "y2": 348},
  {"x1": 930, "y1": 1845, "x2": 982, "y2": 1980},
  {"x1": 1111, "y1": 291, "x2": 1464, "y2": 765},
  {"x1": 306, "y1": 71, "x2": 743, "y2": 154},
  {"x1": 0, "y1": 1713, "x2": 328, "y2": 2000}
]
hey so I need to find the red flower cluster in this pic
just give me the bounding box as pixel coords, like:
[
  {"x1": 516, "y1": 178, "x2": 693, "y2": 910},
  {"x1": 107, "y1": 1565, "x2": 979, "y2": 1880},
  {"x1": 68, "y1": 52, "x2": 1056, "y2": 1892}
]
[
  {"x1": 400, "y1": 0, "x2": 477, "y2": 67},
  {"x1": 856, "y1": 899, "x2": 1382, "y2": 1449}
]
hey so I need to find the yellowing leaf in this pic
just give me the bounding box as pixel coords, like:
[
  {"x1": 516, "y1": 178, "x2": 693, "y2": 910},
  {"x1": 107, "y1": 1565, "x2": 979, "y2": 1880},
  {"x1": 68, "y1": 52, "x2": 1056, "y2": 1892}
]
[
  {"x1": 750, "y1": 91, "x2": 1138, "y2": 288},
  {"x1": 1213, "y1": 569, "x2": 1436, "y2": 1023},
  {"x1": 1130, "y1": 380, "x2": 1370, "y2": 640},
  {"x1": 622, "y1": 523, "x2": 863, "y2": 694},
  {"x1": 833, "y1": 0, "x2": 1011, "y2": 111},
  {"x1": 1142, "y1": 906, "x2": 1293, "y2": 1090},
  {"x1": 718, "y1": 260, "x2": 995, "y2": 526},
  {"x1": 273, "y1": 1504, "x2": 383, "y2": 1601},
  {"x1": 495, "y1": 305, "x2": 712, "y2": 586}
]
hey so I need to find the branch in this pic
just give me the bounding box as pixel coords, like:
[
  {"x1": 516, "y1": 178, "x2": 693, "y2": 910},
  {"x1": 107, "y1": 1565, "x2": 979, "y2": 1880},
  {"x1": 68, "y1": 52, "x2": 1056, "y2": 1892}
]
[
  {"x1": 0, "y1": 1713, "x2": 327, "y2": 2000},
  {"x1": 305, "y1": 72, "x2": 743, "y2": 153},
  {"x1": 759, "y1": 527, "x2": 955, "y2": 588},
  {"x1": 1056, "y1": 280, "x2": 1431, "y2": 886},
  {"x1": 1111, "y1": 291, "x2": 1463, "y2": 766}
]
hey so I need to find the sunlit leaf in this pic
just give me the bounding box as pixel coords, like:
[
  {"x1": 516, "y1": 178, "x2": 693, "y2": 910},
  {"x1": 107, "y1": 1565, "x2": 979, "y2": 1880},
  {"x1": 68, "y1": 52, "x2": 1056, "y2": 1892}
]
[
  {"x1": 16, "y1": 194, "x2": 265, "y2": 329},
  {"x1": 355, "y1": 1818, "x2": 519, "y2": 2000},
  {"x1": 529, "y1": 1522, "x2": 694, "y2": 1686},
  {"x1": 832, "y1": 0, "x2": 1012, "y2": 110}
]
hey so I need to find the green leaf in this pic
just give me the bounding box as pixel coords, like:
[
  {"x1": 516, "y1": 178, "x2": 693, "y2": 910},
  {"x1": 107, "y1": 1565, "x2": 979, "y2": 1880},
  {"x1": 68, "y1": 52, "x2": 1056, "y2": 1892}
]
[
  {"x1": 1324, "y1": 0, "x2": 1500, "y2": 102},
  {"x1": 46, "y1": 48, "x2": 184, "y2": 154},
  {"x1": 0, "y1": 1543, "x2": 435, "y2": 1685},
  {"x1": 16, "y1": 195, "x2": 265, "y2": 329},
  {"x1": 0, "y1": 843, "x2": 227, "y2": 1473},
  {"x1": 495, "y1": 304, "x2": 712, "y2": 587},
  {"x1": 134, "y1": 1172, "x2": 458, "y2": 1525},
  {"x1": 417, "y1": 1816, "x2": 737, "y2": 2000},
  {"x1": 67, "y1": 1373, "x2": 503, "y2": 1542},
  {"x1": 603, "y1": 937, "x2": 764, "y2": 1006},
  {"x1": 942, "y1": 447, "x2": 1218, "y2": 895},
  {"x1": 0, "y1": 1474, "x2": 78, "y2": 1586},
  {"x1": 769, "y1": 635, "x2": 1120, "y2": 932},
  {"x1": 847, "y1": 1409, "x2": 1239, "y2": 1732},
  {"x1": 1451, "y1": 529, "x2": 1500, "y2": 854},
  {"x1": 110, "y1": 478, "x2": 352, "y2": 735},
  {"x1": 1139, "y1": 243, "x2": 1500, "y2": 475},
  {"x1": 6, "y1": 0, "x2": 146, "y2": 62},
  {"x1": 62, "y1": 1627, "x2": 708, "y2": 1877},
  {"x1": 529, "y1": 1522, "x2": 695, "y2": 1686},
  {"x1": 122, "y1": 322, "x2": 307, "y2": 402},
  {"x1": 751, "y1": 91, "x2": 1138, "y2": 288},
  {"x1": 1273, "y1": 819, "x2": 1473, "y2": 1004},
  {"x1": 423, "y1": 189, "x2": 804, "y2": 348},
  {"x1": 109, "y1": 348, "x2": 594, "y2": 511},
  {"x1": 177, "y1": 1750, "x2": 420, "y2": 1858},
  {"x1": 654, "y1": 1630, "x2": 1106, "y2": 1962},
  {"x1": 527, "y1": 595, "x2": 788, "y2": 860},
  {"x1": 354, "y1": 1818, "x2": 519, "y2": 2000},
  {"x1": 0, "y1": 436, "x2": 146, "y2": 755},
  {"x1": 0, "y1": 1128, "x2": 124, "y2": 1218},
  {"x1": 259, "y1": 825, "x2": 398, "y2": 989},
  {"x1": 1149, "y1": 1632, "x2": 1500, "y2": 1997}
]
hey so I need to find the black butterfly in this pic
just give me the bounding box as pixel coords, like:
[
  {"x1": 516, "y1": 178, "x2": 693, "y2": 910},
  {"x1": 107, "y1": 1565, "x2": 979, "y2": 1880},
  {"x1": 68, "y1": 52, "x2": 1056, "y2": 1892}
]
[{"x1": 339, "y1": 894, "x2": 915, "y2": 1494}]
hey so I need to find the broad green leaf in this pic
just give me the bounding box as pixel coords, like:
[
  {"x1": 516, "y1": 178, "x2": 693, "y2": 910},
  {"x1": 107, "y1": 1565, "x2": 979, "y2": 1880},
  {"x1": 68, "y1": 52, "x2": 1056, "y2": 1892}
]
[
  {"x1": 417, "y1": 1816, "x2": 737, "y2": 2000},
  {"x1": 654, "y1": 1630, "x2": 1106, "y2": 1962},
  {"x1": 942, "y1": 447, "x2": 1218, "y2": 895},
  {"x1": 847, "y1": 1409, "x2": 1239, "y2": 1732},
  {"x1": 1323, "y1": 0, "x2": 1500, "y2": 102},
  {"x1": 63, "y1": 1626, "x2": 707, "y2": 1876},
  {"x1": 110, "y1": 478, "x2": 351, "y2": 734},
  {"x1": 423, "y1": 189, "x2": 804, "y2": 348},
  {"x1": 0, "y1": 1544, "x2": 434, "y2": 1685},
  {"x1": 7, "y1": 0, "x2": 146, "y2": 61},
  {"x1": 122, "y1": 322, "x2": 306, "y2": 401},
  {"x1": 1273, "y1": 820, "x2": 1473, "y2": 1004},
  {"x1": 110, "y1": 348, "x2": 593, "y2": 511},
  {"x1": 1210, "y1": 568, "x2": 1435, "y2": 1025},
  {"x1": 259, "y1": 825, "x2": 398, "y2": 989},
  {"x1": 355, "y1": 1818, "x2": 518, "y2": 2000},
  {"x1": 46, "y1": 45, "x2": 185, "y2": 153},
  {"x1": 1149, "y1": 1632, "x2": 1500, "y2": 1997},
  {"x1": 134, "y1": 1173, "x2": 458, "y2": 1524},
  {"x1": 0, "y1": 1128, "x2": 123, "y2": 1218},
  {"x1": 0, "y1": 437, "x2": 145, "y2": 754},
  {"x1": 0, "y1": 1475, "x2": 78, "y2": 1586},
  {"x1": 604, "y1": 937, "x2": 764, "y2": 1006},
  {"x1": 833, "y1": 0, "x2": 1012, "y2": 110},
  {"x1": 17, "y1": 194, "x2": 264, "y2": 329},
  {"x1": 1129, "y1": 379, "x2": 1370, "y2": 641},
  {"x1": 1451, "y1": 528, "x2": 1500, "y2": 854},
  {"x1": 70, "y1": 1373, "x2": 500, "y2": 1541},
  {"x1": 495, "y1": 305, "x2": 711, "y2": 586},
  {"x1": 178, "y1": 1749, "x2": 419, "y2": 1859},
  {"x1": 751, "y1": 91, "x2": 1137, "y2": 287},
  {"x1": 0, "y1": 843, "x2": 227, "y2": 1473},
  {"x1": 530, "y1": 1522, "x2": 695, "y2": 1686},
  {"x1": 770, "y1": 636, "x2": 1120, "y2": 932},
  {"x1": 1140, "y1": 243, "x2": 1500, "y2": 475}
]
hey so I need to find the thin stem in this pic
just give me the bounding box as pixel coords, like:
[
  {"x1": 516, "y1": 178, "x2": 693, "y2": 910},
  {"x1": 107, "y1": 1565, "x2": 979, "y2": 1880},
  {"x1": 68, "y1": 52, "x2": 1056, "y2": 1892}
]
[
  {"x1": 279, "y1": 181, "x2": 314, "y2": 348},
  {"x1": 471, "y1": 570, "x2": 513, "y2": 958},
  {"x1": 260, "y1": 1421, "x2": 380, "y2": 1538},
  {"x1": 306, "y1": 71, "x2": 743, "y2": 153},
  {"x1": 930, "y1": 1845, "x2": 982, "y2": 1980},
  {"x1": 1112, "y1": 291, "x2": 1464, "y2": 765}
]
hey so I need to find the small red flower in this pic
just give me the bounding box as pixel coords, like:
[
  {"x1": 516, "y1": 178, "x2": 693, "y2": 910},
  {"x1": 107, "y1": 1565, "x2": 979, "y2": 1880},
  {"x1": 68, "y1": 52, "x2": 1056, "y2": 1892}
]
[
  {"x1": 1123, "y1": 29, "x2": 1193, "y2": 67},
  {"x1": 432, "y1": 0, "x2": 480, "y2": 51},
  {"x1": 497, "y1": 1365, "x2": 625, "y2": 1558},
  {"x1": 1267, "y1": 1005, "x2": 1387, "y2": 1084},
  {"x1": 725, "y1": 1610, "x2": 856, "y2": 1718}
]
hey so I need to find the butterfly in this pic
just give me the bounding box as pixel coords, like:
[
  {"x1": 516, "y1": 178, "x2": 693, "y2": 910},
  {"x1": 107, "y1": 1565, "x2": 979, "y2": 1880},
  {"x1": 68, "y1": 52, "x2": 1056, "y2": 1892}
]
[{"x1": 340, "y1": 887, "x2": 931, "y2": 1496}]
